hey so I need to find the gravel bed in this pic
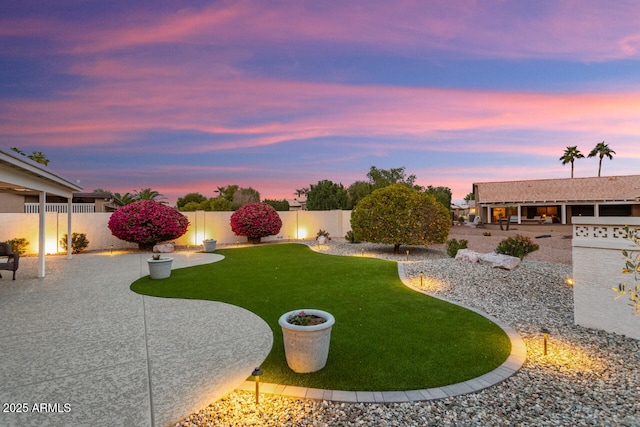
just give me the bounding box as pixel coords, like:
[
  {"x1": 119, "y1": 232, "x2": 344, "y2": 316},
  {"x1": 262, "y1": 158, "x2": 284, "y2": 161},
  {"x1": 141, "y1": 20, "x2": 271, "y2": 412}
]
[{"x1": 176, "y1": 239, "x2": 639, "y2": 426}]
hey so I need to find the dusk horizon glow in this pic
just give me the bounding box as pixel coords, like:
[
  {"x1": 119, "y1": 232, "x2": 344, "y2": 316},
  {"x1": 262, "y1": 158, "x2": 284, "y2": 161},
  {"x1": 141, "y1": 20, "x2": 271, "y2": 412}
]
[{"x1": 2, "y1": 1, "x2": 639, "y2": 205}]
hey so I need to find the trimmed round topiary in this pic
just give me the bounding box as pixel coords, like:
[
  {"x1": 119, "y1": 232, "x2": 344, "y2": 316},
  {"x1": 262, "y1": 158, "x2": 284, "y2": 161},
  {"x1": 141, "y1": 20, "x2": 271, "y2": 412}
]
[
  {"x1": 351, "y1": 184, "x2": 451, "y2": 254},
  {"x1": 230, "y1": 202, "x2": 282, "y2": 243},
  {"x1": 108, "y1": 200, "x2": 189, "y2": 250}
]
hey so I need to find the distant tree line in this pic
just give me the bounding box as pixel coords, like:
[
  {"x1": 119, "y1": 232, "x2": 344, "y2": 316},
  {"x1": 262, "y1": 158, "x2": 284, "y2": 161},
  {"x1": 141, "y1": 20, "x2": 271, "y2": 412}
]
[
  {"x1": 102, "y1": 166, "x2": 453, "y2": 213},
  {"x1": 303, "y1": 166, "x2": 452, "y2": 213}
]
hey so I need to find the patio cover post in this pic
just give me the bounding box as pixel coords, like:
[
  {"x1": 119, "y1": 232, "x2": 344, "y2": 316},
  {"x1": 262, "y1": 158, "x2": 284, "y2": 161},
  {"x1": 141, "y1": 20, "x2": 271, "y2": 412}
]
[
  {"x1": 67, "y1": 198, "x2": 73, "y2": 259},
  {"x1": 38, "y1": 191, "x2": 46, "y2": 278}
]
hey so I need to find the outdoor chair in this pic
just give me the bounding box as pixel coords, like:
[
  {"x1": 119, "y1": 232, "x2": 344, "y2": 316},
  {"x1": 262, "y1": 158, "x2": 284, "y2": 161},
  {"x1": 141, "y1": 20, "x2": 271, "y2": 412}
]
[{"x1": 0, "y1": 242, "x2": 19, "y2": 280}]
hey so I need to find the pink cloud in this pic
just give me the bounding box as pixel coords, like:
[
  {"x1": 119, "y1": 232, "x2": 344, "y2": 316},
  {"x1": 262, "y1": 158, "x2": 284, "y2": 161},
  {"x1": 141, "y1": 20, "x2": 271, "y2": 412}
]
[
  {"x1": 3, "y1": 70, "x2": 640, "y2": 158},
  {"x1": 5, "y1": 1, "x2": 640, "y2": 62}
]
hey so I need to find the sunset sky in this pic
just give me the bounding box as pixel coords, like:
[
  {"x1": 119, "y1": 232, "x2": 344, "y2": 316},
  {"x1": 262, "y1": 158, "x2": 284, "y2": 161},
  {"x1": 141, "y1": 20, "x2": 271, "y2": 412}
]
[{"x1": 2, "y1": 0, "x2": 639, "y2": 204}]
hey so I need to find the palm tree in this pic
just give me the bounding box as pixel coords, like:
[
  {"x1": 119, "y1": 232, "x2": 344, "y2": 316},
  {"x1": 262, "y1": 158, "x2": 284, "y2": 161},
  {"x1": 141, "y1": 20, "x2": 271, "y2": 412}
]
[
  {"x1": 588, "y1": 141, "x2": 616, "y2": 177},
  {"x1": 133, "y1": 188, "x2": 166, "y2": 203},
  {"x1": 559, "y1": 146, "x2": 584, "y2": 178},
  {"x1": 28, "y1": 151, "x2": 50, "y2": 166},
  {"x1": 11, "y1": 147, "x2": 50, "y2": 166},
  {"x1": 114, "y1": 192, "x2": 136, "y2": 205},
  {"x1": 294, "y1": 188, "x2": 309, "y2": 198}
]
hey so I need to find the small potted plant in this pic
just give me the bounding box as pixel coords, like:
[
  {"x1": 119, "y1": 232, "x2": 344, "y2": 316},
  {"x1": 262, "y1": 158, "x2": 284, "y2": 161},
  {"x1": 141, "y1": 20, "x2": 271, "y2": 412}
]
[
  {"x1": 278, "y1": 309, "x2": 335, "y2": 373},
  {"x1": 202, "y1": 239, "x2": 217, "y2": 252},
  {"x1": 147, "y1": 253, "x2": 174, "y2": 279},
  {"x1": 316, "y1": 229, "x2": 330, "y2": 245}
]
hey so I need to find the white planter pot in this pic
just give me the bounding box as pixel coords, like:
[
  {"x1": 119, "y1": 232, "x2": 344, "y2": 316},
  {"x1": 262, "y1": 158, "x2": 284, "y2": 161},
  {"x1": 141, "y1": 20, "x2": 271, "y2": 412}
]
[
  {"x1": 202, "y1": 239, "x2": 217, "y2": 252},
  {"x1": 147, "y1": 257, "x2": 173, "y2": 279},
  {"x1": 317, "y1": 236, "x2": 327, "y2": 245},
  {"x1": 278, "y1": 309, "x2": 335, "y2": 373}
]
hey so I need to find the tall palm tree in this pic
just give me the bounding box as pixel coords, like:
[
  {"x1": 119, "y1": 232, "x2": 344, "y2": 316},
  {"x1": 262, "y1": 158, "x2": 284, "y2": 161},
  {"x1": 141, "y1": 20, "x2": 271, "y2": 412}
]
[
  {"x1": 559, "y1": 146, "x2": 584, "y2": 178},
  {"x1": 588, "y1": 141, "x2": 616, "y2": 177}
]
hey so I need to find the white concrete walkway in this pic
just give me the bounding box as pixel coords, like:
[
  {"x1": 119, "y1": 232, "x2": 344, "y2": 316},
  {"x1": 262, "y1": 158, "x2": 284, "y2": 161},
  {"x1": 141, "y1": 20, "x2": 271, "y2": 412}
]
[{"x1": 0, "y1": 251, "x2": 273, "y2": 427}]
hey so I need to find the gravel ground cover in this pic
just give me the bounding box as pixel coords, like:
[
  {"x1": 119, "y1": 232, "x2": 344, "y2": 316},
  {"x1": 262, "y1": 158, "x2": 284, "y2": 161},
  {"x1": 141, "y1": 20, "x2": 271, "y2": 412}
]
[{"x1": 176, "y1": 227, "x2": 639, "y2": 426}]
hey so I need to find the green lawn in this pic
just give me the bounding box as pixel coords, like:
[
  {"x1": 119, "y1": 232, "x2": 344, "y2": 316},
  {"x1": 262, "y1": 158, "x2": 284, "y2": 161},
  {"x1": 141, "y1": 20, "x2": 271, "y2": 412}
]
[{"x1": 131, "y1": 243, "x2": 511, "y2": 391}]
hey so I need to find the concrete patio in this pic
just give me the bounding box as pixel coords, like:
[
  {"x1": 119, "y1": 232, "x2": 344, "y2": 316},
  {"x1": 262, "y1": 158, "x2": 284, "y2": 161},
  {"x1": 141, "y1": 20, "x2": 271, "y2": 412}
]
[{"x1": 0, "y1": 251, "x2": 273, "y2": 427}]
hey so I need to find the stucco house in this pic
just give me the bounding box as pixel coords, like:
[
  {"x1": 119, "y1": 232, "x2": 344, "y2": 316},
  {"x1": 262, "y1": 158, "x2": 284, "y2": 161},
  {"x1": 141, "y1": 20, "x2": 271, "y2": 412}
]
[{"x1": 473, "y1": 175, "x2": 640, "y2": 225}]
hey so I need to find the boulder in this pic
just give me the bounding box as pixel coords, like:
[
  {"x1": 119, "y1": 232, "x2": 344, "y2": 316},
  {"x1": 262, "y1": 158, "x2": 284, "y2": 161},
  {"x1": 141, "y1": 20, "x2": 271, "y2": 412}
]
[
  {"x1": 478, "y1": 252, "x2": 521, "y2": 270},
  {"x1": 455, "y1": 249, "x2": 481, "y2": 263},
  {"x1": 153, "y1": 243, "x2": 175, "y2": 253}
]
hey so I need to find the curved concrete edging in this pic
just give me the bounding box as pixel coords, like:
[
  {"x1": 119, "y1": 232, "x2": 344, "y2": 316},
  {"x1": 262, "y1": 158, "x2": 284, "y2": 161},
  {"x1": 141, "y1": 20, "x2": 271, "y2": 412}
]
[{"x1": 236, "y1": 260, "x2": 526, "y2": 403}]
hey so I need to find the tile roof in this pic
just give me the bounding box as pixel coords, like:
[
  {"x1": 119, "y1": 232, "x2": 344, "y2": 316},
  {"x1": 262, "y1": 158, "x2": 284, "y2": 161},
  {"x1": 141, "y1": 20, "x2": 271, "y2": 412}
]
[{"x1": 474, "y1": 175, "x2": 640, "y2": 204}]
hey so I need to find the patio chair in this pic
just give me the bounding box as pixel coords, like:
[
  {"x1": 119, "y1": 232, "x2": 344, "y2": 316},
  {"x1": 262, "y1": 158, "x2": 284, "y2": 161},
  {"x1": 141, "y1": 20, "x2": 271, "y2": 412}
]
[{"x1": 0, "y1": 242, "x2": 19, "y2": 280}]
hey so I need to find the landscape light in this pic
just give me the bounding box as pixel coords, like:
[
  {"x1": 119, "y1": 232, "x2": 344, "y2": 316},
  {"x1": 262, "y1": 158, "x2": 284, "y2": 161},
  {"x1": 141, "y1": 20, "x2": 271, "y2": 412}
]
[
  {"x1": 420, "y1": 273, "x2": 424, "y2": 287},
  {"x1": 252, "y1": 367, "x2": 263, "y2": 404},
  {"x1": 406, "y1": 250, "x2": 409, "y2": 261},
  {"x1": 110, "y1": 244, "x2": 113, "y2": 254},
  {"x1": 565, "y1": 277, "x2": 574, "y2": 287},
  {"x1": 540, "y1": 327, "x2": 550, "y2": 356}
]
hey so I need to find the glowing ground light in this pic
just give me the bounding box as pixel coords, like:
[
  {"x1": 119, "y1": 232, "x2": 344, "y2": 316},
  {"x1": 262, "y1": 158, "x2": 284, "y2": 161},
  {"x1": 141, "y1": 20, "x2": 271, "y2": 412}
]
[
  {"x1": 528, "y1": 336, "x2": 605, "y2": 375},
  {"x1": 540, "y1": 327, "x2": 550, "y2": 355},
  {"x1": 252, "y1": 367, "x2": 262, "y2": 404}
]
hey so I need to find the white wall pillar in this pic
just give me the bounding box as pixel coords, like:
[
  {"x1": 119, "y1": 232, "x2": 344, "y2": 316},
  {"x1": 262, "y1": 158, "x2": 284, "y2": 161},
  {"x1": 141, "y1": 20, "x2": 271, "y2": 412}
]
[{"x1": 572, "y1": 217, "x2": 640, "y2": 339}]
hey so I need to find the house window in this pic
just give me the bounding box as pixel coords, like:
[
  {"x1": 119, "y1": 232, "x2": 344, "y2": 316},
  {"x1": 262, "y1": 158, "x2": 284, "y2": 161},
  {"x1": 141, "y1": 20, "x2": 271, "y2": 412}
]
[
  {"x1": 600, "y1": 204, "x2": 632, "y2": 216},
  {"x1": 569, "y1": 205, "x2": 594, "y2": 217}
]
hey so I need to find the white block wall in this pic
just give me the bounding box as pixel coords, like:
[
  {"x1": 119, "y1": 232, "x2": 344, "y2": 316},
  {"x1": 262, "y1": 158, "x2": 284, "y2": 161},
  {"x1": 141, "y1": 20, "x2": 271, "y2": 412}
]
[
  {"x1": 0, "y1": 210, "x2": 355, "y2": 254},
  {"x1": 572, "y1": 217, "x2": 640, "y2": 340}
]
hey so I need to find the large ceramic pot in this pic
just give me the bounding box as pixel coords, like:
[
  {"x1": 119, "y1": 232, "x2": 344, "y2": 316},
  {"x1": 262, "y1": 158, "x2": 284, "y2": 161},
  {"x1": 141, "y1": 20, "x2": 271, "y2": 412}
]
[
  {"x1": 147, "y1": 257, "x2": 173, "y2": 279},
  {"x1": 202, "y1": 239, "x2": 217, "y2": 252},
  {"x1": 278, "y1": 309, "x2": 335, "y2": 373}
]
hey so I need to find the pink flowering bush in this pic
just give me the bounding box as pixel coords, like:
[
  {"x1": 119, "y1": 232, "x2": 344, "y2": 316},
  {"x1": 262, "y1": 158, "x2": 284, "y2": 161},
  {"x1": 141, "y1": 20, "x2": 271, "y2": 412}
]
[
  {"x1": 108, "y1": 200, "x2": 189, "y2": 250},
  {"x1": 230, "y1": 202, "x2": 282, "y2": 243}
]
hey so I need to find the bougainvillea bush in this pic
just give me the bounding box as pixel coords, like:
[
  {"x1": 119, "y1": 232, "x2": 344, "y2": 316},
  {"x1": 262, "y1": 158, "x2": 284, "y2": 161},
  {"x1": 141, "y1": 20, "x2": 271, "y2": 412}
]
[
  {"x1": 108, "y1": 200, "x2": 189, "y2": 250},
  {"x1": 351, "y1": 184, "x2": 450, "y2": 254},
  {"x1": 230, "y1": 202, "x2": 282, "y2": 243}
]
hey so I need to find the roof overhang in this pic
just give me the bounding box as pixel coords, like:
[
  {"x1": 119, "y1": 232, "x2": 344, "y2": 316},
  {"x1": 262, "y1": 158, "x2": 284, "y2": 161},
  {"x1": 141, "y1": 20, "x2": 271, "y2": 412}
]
[{"x1": 0, "y1": 149, "x2": 83, "y2": 197}]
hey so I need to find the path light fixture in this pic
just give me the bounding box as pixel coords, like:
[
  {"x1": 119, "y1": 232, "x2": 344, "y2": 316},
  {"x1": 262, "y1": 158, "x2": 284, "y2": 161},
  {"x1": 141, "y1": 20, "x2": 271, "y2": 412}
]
[
  {"x1": 565, "y1": 277, "x2": 574, "y2": 287},
  {"x1": 252, "y1": 367, "x2": 263, "y2": 404},
  {"x1": 361, "y1": 248, "x2": 364, "y2": 257},
  {"x1": 540, "y1": 328, "x2": 550, "y2": 356},
  {"x1": 420, "y1": 273, "x2": 424, "y2": 287},
  {"x1": 110, "y1": 245, "x2": 113, "y2": 254},
  {"x1": 406, "y1": 250, "x2": 409, "y2": 261}
]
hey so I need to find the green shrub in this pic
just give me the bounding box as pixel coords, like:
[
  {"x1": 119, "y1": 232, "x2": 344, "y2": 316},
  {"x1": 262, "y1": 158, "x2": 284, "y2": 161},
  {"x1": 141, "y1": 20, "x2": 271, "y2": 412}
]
[
  {"x1": 483, "y1": 231, "x2": 492, "y2": 236},
  {"x1": 345, "y1": 230, "x2": 360, "y2": 243},
  {"x1": 495, "y1": 234, "x2": 539, "y2": 259},
  {"x1": 446, "y1": 238, "x2": 468, "y2": 258},
  {"x1": 458, "y1": 216, "x2": 465, "y2": 224},
  {"x1": 5, "y1": 238, "x2": 29, "y2": 254},
  {"x1": 351, "y1": 184, "x2": 450, "y2": 254},
  {"x1": 60, "y1": 232, "x2": 90, "y2": 254}
]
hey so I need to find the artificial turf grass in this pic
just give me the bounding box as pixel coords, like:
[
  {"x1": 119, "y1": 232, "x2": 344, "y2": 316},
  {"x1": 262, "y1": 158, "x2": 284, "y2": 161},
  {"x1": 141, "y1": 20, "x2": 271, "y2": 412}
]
[{"x1": 130, "y1": 243, "x2": 511, "y2": 391}]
